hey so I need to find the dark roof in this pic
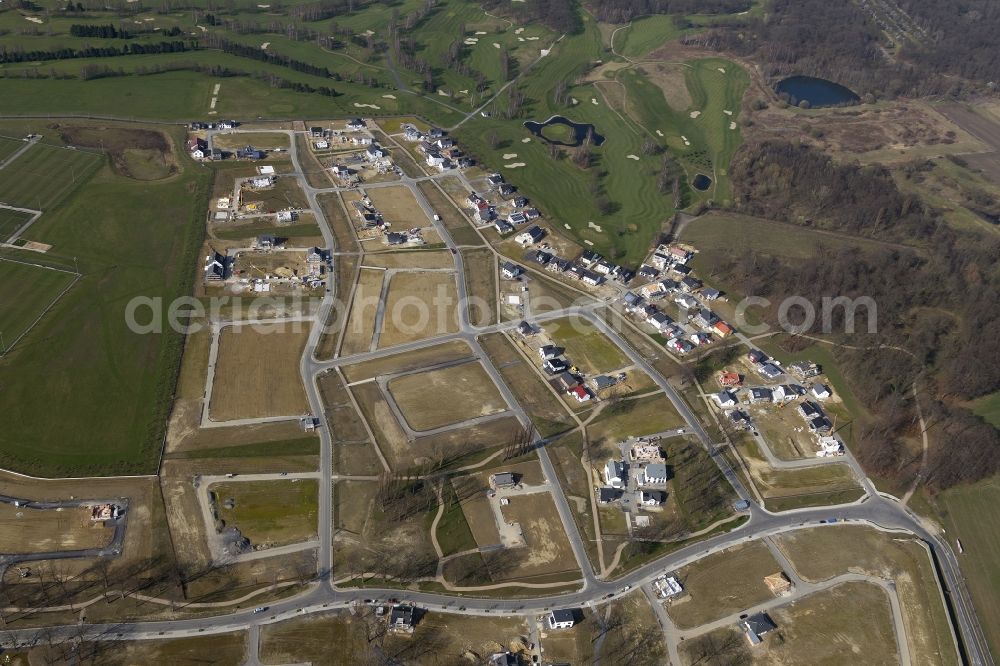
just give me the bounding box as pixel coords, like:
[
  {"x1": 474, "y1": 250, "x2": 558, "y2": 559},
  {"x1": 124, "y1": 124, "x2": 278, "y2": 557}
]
[
  {"x1": 642, "y1": 490, "x2": 667, "y2": 503},
  {"x1": 390, "y1": 605, "x2": 414, "y2": 625},
  {"x1": 594, "y1": 375, "x2": 616, "y2": 389},
  {"x1": 492, "y1": 472, "x2": 517, "y2": 486},
  {"x1": 598, "y1": 487, "x2": 623, "y2": 502},
  {"x1": 550, "y1": 609, "x2": 575, "y2": 623},
  {"x1": 744, "y1": 612, "x2": 776, "y2": 635}
]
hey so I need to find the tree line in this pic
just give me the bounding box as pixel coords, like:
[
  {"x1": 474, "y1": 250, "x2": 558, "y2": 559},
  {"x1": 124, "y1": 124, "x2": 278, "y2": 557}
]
[
  {"x1": 0, "y1": 40, "x2": 190, "y2": 64},
  {"x1": 586, "y1": 0, "x2": 749, "y2": 25},
  {"x1": 717, "y1": 140, "x2": 1000, "y2": 491}
]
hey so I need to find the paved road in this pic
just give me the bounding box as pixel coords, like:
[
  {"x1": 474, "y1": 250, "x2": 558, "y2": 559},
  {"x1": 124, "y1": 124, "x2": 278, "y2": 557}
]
[{"x1": 3, "y1": 126, "x2": 988, "y2": 666}]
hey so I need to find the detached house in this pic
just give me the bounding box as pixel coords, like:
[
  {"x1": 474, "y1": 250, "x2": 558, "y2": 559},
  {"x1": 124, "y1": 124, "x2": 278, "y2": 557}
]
[
  {"x1": 604, "y1": 460, "x2": 626, "y2": 487},
  {"x1": 548, "y1": 610, "x2": 576, "y2": 630}
]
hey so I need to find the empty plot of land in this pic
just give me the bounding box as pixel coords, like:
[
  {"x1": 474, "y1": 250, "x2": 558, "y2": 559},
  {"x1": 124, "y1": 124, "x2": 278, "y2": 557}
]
[
  {"x1": 212, "y1": 479, "x2": 318, "y2": 548},
  {"x1": 387, "y1": 361, "x2": 508, "y2": 431},
  {"x1": 0, "y1": 503, "x2": 113, "y2": 552},
  {"x1": 497, "y1": 491, "x2": 579, "y2": 579},
  {"x1": 778, "y1": 526, "x2": 959, "y2": 666},
  {"x1": 417, "y1": 179, "x2": 484, "y2": 246},
  {"x1": 0, "y1": 142, "x2": 102, "y2": 209},
  {"x1": 341, "y1": 339, "x2": 474, "y2": 383},
  {"x1": 587, "y1": 394, "x2": 685, "y2": 448},
  {"x1": 363, "y1": 250, "x2": 455, "y2": 269},
  {"x1": 209, "y1": 324, "x2": 310, "y2": 421},
  {"x1": 340, "y1": 268, "x2": 385, "y2": 355},
  {"x1": 241, "y1": 177, "x2": 308, "y2": 211},
  {"x1": 666, "y1": 540, "x2": 781, "y2": 629},
  {"x1": 212, "y1": 132, "x2": 291, "y2": 151},
  {"x1": 463, "y1": 247, "x2": 498, "y2": 326},
  {"x1": 0, "y1": 260, "x2": 76, "y2": 349},
  {"x1": 378, "y1": 271, "x2": 460, "y2": 347},
  {"x1": 544, "y1": 318, "x2": 628, "y2": 374},
  {"x1": 453, "y1": 477, "x2": 503, "y2": 548},
  {"x1": 366, "y1": 185, "x2": 429, "y2": 227}
]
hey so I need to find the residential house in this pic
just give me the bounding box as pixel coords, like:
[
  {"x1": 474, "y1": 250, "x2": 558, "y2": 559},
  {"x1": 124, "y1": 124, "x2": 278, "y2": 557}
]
[
  {"x1": 742, "y1": 613, "x2": 776, "y2": 646},
  {"x1": 809, "y1": 416, "x2": 833, "y2": 433},
  {"x1": 514, "y1": 226, "x2": 545, "y2": 246},
  {"x1": 593, "y1": 375, "x2": 617, "y2": 391},
  {"x1": 250, "y1": 176, "x2": 273, "y2": 189},
  {"x1": 817, "y1": 436, "x2": 844, "y2": 456},
  {"x1": 539, "y1": 345, "x2": 560, "y2": 361},
  {"x1": 490, "y1": 652, "x2": 520, "y2": 666},
  {"x1": 603, "y1": 460, "x2": 626, "y2": 487},
  {"x1": 547, "y1": 257, "x2": 571, "y2": 273},
  {"x1": 649, "y1": 252, "x2": 670, "y2": 270},
  {"x1": 641, "y1": 490, "x2": 667, "y2": 506},
  {"x1": 598, "y1": 487, "x2": 623, "y2": 504},
  {"x1": 571, "y1": 385, "x2": 591, "y2": 402},
  {"x1": 648, "y1": 311, "x2": 674, "y2": 334},
  {"x1": 310, "y1": 126, "x2": 325, "y2": 137},
  {"x1": 435, "y1": 137, "x2": 455, "y2": 149},
  {"x1": 418, "y1": 140, "x2": 435, "y2": 155},
  {"x1": 210, "y1": 148, "x2": 224, "y2": 160},
  {"x1": 671, "y1": 263, "x2": 693, "y2": 277},
  {"x1": 513, "y1": 196, "x2": 528, "y2": 207},
  {"x1": 426, "y1": 154, "x2": 445, "y2": 168},
  {"x1": 811, "y1": 384, "x2": 833, "y2": 400},
  {"x1": 487, "y1": 173, "x2": 504, "y2": 188},
  {"x1": 642, "y1": 463, "x2": 668, "y2": 485},
  {"x1": 190, "y1": 147, "x2": 205, "y2": 160},
  {"x1": 352, "y1": 135, "x2": 373, "y2": 146},
  {"x1": 346, "y1": 118, "x2": 366, "y2": 131},
  {"x1": 729, "y1": 409, "x2": 751, "y2": 429},
  {"x1": 674, "y1": 294, "x2": 698, "y2": 309},
  {"x1": 749, "y1": 387, "x2": 773, "y2": 404},
  {"x1": 718, "y1": 371, "x2": 742, "y2": 387},
  {"x1": 555, "y1": 372, "x2": 579, "y2": 392},
  {"x1": 638, "y1": 264, "x2": 659, "y2": 280},
  {"x1": 543, "y1": 358, "x2": 568, "y2": 374},
  {"x1": 306, "y1": 247, "x2": 326, "y2": 264},
  {"x1": 667, "y1": 337, "x2": 693, "y2": 354},
  {"x1": 523, "y1": 208, "x2": 541, "y2": 220},
  {"x1": 623, "y1": 292, "x2": 644, "y2": 311},
  {"x1": 490, "y1": 472, "x2": 517, "y2": 489},
  {"x1": 389, "y1": 605, "x2": 415, "y2": 632},
  {"x1": 668, "y1": 246, "x2": 691, "y2": 262},
  {"x1": 548, "y1": 610, "x2": 576, "y2": 630},
  {"x1": 385, "y1": 232, "x2": 408, "y2": 245},
  {"x1": 501, "y1": 262, "x2": 522, "y2": 279},
  {"x1": 758, "y1": 363, "x2": 782, "y2": 380},
  {"x1": 494, "y1": 220, "x2": 514, "y2": 235},
  {"x1": 692, "y1": 309, "x2": 719, "y2": 329},
  {"x1": 799, "y1": 401, "x2": 823, "y2": 419},
  {"x1": 427, "y1": 127, "x2": 444, "y2": 139},
  {"x1": 748, "y1": 349, "x2": 768, "y2": 365},
  {"x1": 580, "y1": 269, "x2": 602, "y2": 287},
  {"x1": 255, "y1": 234, "x2": 277, "y2": 249},
  {"x1": 507, "y1": 211, "x2": 526, "y2": 225},
  {"x1": 403, "y1": 126, "x2": 422, "y2": 142},
  {"x1": 714, "y1": 390, "x2": 738, "y2": 408},
  {"x1": 789, "y1": 361, "x2": 822, "y2": 379},
  {"x1": 681, "y1": 276, "x2": 703, "y2": 292},
  {"x1": 365, "y1": 146, "x2": 386, "y2": 161},
  {"x1": 770, "y1": 384, "x2": 799, "y2": 403},
  {"x1": 314, "y1": 140, "x2": 330, "y2": 150},
  {"x1": 499, "y1": 183, "x2": 516, "y2": 197},
  {"x1": 517, "y1": 321, "x2": 536, "y2": 336},
  {"x1": 531, "y1": 250, "x2": 552, "y2": 266},
  {"x1": 204, "y1": 252, "x2": 230, "y2": 281},
  {"x1": 275, "y1": 210, "x2": 297, "y2": 223},
  {"x1": 702, "y1": 287, "x2": 721, "y2": 300},
  {"x1": 580, "y1": 248, "x2": 602, "y2": 264},
  {"x1": 713, "y1": 321, "x2": 734, "y2": 337}
]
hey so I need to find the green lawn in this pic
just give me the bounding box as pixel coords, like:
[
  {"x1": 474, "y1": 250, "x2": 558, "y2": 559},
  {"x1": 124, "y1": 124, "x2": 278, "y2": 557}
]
[
  {"x1": 969, "y1": 391, "x2": 1000, "y2": 429},
  {"x1": 544, "y1": 317, "x2": 629, "y2": 374},
  {"x1": 0, "y1": 259, "x2": 76, "y2": 351},
  {"x1": 0, "y1": 142, "x2": 102, "y2": 209},
  {"x1": 613, "y1": 15, "x2": 686, "y2": 58},
  {"x1": 940, "y1": 477, "x2": 1000, "y2": 658},
  {"x1": 0, "y1": 135, "x2": 210, "y2": 476},
  {"x1": 0, "y1": 208, "x2": 34, "y2": 241},
  {"x1": 0, "y1": 135, "x2": 25, "y2": 162},
  {"x1": 214, "y1": 479, "x2": 318, "y2": 547}
]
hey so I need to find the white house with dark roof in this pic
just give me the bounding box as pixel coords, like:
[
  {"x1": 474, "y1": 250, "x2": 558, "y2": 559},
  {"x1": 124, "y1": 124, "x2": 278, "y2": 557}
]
[{"x1": 548, "y1": 609, "x2": 576, "y2": 629}]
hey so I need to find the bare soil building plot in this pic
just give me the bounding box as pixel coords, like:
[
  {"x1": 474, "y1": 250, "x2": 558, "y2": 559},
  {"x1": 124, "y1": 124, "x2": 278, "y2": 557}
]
[{"x1": 386, "y1": 360, "x2": 509, "y2": 432}]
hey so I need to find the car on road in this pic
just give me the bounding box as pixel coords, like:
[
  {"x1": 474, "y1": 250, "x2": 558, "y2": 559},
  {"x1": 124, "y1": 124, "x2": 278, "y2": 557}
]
[
  {"x1": 621, "y1": 585, "x2": 631, "y2": 593},
  {"x1": 252, "y1": 607, "x2": 268, "y2": 614}
]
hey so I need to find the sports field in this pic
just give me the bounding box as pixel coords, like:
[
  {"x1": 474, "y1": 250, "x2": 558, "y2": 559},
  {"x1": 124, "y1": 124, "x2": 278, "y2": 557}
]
[
  {"x1": 0, "y1": 142, "x2": 102, "y2": 209},
  {"x1": 0, "y1": 259, "x2": 77, "y2": 353}
]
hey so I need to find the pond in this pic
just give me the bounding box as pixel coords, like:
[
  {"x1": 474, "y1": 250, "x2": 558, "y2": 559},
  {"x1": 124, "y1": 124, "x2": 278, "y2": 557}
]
[
  {"x1": 692, "y1": 174, "x2": 712, "y2": 191},
  {"x1": 523, "y1": 116, "x2": 606, "y2": 147},
  {"x1": 775, "y1": 76, "x2": 860, "y2": 108}
]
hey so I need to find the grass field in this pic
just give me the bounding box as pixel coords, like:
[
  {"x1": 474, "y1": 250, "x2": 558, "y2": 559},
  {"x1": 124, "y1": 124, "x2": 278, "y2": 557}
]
[
  {"x1": 387, "y1": 360, "x2": 508, "y2": 431},
  {"x1": 778, "y1": 525, "x2": 959, "y2": 665},
  {"x1": 462, "y1": 247, "x2": 498, "y2": 326},
  {"x1": 587, "y1": 394, "x2": 686, "y2": 451},
  {"x1": 968, "y1": 390, "x2": 1000, "y2": 428},
  {"x1": 213, "y1": 479, "x2": 318, "y2": 548},
  {"x1": 0, "y1": 259, "x2": 77, "y2": 351},
  {"x1": 416, "y1": 179, "x2": 484, "y2": 247},
  {"x1": 666, "y1": 540, "x2": 781, "y2": 629},
  {"x1": 0, "y1": 207, "x2": 34, "y2": 241},
  {"x1": 377, "y1": 270, "x2": 460, "y2": 348},
  {"x1": 61, "y1": 634, "x2": 247, "y2": 666},
  {"x1": 613, "y1": 15, "x2": 686, "y2": 58},
  {"x1": 0, "y1": 503, "x2": 113, "y2": 553},
  {"x1": 939, "y1": 476, "x2": 1000, "y2": 658},
  {"x1": 0, "y1": 141, "x2": 102, "y2": 209},
  {"x1": 0, "y1": 135, "x2": 26, "y2": 162},
  {"x1": 366, "y1": 185, "x2": 430, "y2": 228},
  {"x1": 544, "y1": 317, "x2": 629, "y2": 374},
  {"x1": 212, "y1": 132, "x2": 290, "y2": 151},
  {"x1": 363, "y1": 250, "x2": 455, "y2": 270},
  {"x1": 0, "y1": 130, "x2": 210, "y2": 476},
  {"x1": 209, "y1": 324, "x2": 310, "y2": 421}
]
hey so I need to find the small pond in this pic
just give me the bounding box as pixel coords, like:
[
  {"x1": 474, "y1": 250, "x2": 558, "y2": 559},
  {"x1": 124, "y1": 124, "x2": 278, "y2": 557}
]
[
  {"x1": 523, "y1": 116, "x2": 606, "y2": 147},
  {"x1": 692, "y1": 174, "x2": 712, "y2": 191},
  {"x1": 775, "y1": 76, "x2": 860, "y2": 108}
]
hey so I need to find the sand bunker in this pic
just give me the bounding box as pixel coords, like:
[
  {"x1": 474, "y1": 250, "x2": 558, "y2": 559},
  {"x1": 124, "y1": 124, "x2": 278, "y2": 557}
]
[
  {"x1": 717, "y1": 67, "x2": 726, "y2": 73},
  {"x1": 689, "y1": 111, "x2": 701, "y2": 119},
  {"x1": 588, "y1": 221, "x2": 603, "y2": 232},
  {"x1": 493, "y1": 43, "x2": 501, "y2": 49},
  {"x1": 261, "y1": 42, "x2": 270, "y2": 49},
  {"x1": 723, "y1": 109, "x2": 733, "y2": 116},
  {"x1": 503, "y1": 153, "x2": 518, "y2": 159},
  {"x1": 656, "y1": 130, "x2": 664, "y2": 136},
  {"x1": 564, "y1": 223, "x2": 572, "y2": 229},
  {"x1": 476, "y1": 31, "x2": 487, "y2": 35},
  {"x1": 504, "y1": 162, "x2": 526, "y2": 168},
  {"x1": 382, "y1": 94, "x2": 397, "y2": 99},
  {"x1": 515, "y1": 27, "x2": 524, "y2": 34},
  {"x1": 521, "y1": 137, "x2": 531, "y2": 143},
  {"x1": 354, "y1": 103, "x2": 381, "y2": 109},
  {"x1": 626, "y1": 154, "x2": 639, "y2": 161},
  {"x1": 591, "y1": 98, "x2": 599, "y2": 105},
  {"x1": 729, "y1": 121, "x2": 737, "y2": 130}
]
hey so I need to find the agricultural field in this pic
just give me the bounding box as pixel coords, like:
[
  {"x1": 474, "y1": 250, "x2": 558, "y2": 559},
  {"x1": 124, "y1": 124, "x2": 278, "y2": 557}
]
[
  {"x1": 209, "y1": 324, "x2": 310, "y2": 421},
  {"x1": 212, "y1": 479, "x2": 318, "y2": 548},
  {"x1": 777, "y1": 526, "x2": 960, "y2": 665},
  {"x1": 386, "y1": 360, "x2": 508, "y2": 431},
  {"x1": 0, "y1": 259, "x2": 77, "y2": 352}
]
